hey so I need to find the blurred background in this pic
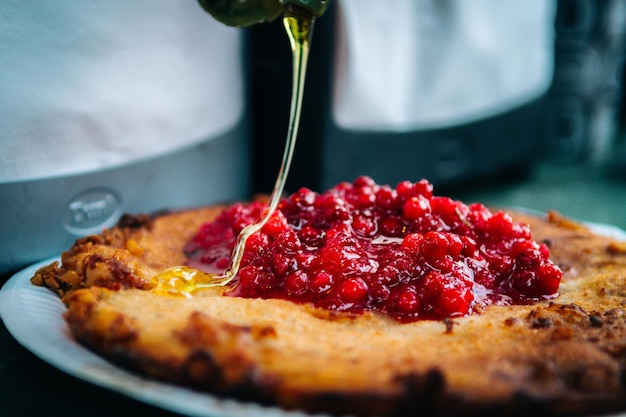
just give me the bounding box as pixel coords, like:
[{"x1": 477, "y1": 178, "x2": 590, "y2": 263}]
[
  {"x1": 1, "y1": 0, "x2": 625, "y2": 275},
  {"x1": 0, "y1": 2, "x2": 625, "y2": 416},
  {"x1": 250, "y1": 0, "x2": 626, "y2": 226}
]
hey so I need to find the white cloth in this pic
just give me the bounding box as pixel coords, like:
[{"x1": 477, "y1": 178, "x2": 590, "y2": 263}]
[
  {"x1": 332, "y1": 0, "x2": 555, "y2": 131},
  {"x1": 0, "y1": 1, "x2": 243, "y2": 183}
]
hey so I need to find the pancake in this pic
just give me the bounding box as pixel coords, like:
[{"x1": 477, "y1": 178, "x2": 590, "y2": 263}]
[{"x1": 31, "y1": 197, "x2": 626, "y2": 417}]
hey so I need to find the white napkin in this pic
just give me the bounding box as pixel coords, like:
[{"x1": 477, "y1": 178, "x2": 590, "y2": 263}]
[
  {"x1": 0, "y1": 1, "x2": 243, "y2": 183},
  {"x1": 332, "y1": 0, "x2": 555, "y2": 132}
]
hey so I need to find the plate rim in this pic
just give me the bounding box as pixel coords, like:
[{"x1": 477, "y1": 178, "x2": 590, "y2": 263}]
[{"x1": 0, "y1": 258, "x2": 321, "y2": 417}]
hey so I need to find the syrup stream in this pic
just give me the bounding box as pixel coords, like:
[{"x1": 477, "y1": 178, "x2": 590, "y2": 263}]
[{"x1": 151, "y1": 14, "x2": 314, "y2": 296}]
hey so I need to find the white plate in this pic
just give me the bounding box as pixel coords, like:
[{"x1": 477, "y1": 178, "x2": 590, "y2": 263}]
[
  {"x1": 0, "y1": 258, "x2": 325, "y2": 417},
  {"x1": 2, "y1": 218, "x2": 626, "y2": 417}
]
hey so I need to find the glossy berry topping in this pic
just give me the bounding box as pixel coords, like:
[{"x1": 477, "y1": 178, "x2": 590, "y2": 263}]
[{"x1": 184, "y1": 177, "x2": 562, "y2": 322}]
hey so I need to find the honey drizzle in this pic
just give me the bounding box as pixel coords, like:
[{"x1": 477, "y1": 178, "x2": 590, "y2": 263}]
[{"x1": 151, "y1": 14, "x2": 315, "y2": 297}]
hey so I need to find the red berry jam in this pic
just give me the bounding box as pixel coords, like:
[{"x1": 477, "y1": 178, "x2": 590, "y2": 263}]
[{"x1": 184, "y1": 177, "x2": 562, "y2": 321}]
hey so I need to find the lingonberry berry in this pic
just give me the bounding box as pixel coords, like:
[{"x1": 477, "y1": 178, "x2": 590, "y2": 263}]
[
  {"x1": 285, "y1": 270, "x2": 308, "y2": 295},
  {"x1": 309, "y1": 271, "x2": 334, "y2": 293},
  {"x1": 338, "y1": 277, "x2": 369, "y2": 303},
  {"x1": 403, "y1": 196, "x2": 431, "y2": 221}
]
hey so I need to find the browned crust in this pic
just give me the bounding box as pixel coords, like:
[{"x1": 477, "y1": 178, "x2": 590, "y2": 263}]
[
  {"x1": 31, "y1": 207, "x2": 626, "y2": 416},
  {"x1": 31, "y1": 206, "x2": 227, "y2": 296}
]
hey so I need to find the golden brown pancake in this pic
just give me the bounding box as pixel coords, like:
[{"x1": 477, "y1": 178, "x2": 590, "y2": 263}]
[{"x1": 32, "y1": 207, "x2": 626, "y2": 417}]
